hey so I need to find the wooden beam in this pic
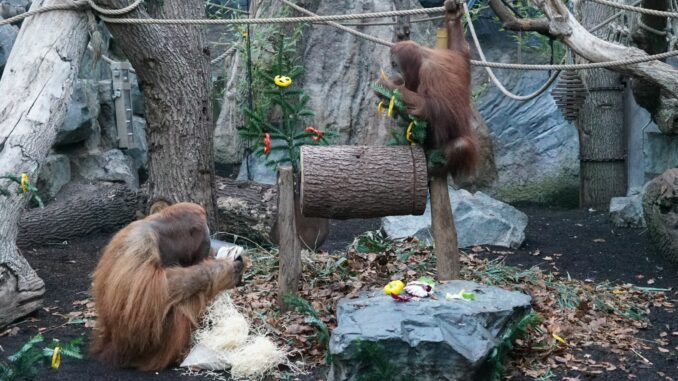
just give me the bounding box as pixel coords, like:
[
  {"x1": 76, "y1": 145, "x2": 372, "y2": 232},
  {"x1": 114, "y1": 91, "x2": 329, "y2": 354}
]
[{"x1": 277, "y1": 165, "x2": 301, "y2": 311}]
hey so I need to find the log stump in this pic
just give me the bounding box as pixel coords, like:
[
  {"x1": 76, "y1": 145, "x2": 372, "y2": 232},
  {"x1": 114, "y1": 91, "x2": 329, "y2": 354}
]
[
  {"x1": 300, "y1": 145, "x2": 428, "y2": 219},
  {"x1": 643, "y1": 168, "x2": 678, "y2": 262}
]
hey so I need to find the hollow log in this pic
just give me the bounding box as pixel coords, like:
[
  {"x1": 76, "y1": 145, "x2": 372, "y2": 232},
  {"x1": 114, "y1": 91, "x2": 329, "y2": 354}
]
[{"x1": 300, "y1": 145, "x2": 428, "y2": 219}]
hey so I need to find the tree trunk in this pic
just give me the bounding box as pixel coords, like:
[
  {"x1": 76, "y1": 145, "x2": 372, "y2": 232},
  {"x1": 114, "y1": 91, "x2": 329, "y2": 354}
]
[
  {"x1": 300, "y1": 145, "x2": 429, "y2": 219},
  {"x1": 430, "y1": 176, "x2": 459, "y2": 280},
  {"x1": 575, "y1": 3, "x2": 627, "y2": 207},
  {"x1": 95, "y1": 0, "x2": 218, "y2": 228},
  {"x1": 17, "y1": 184, "x2": 147, "y2": 248},
  {"x1": 0, "y1": 0, "x2": 89, "y2": 327}
]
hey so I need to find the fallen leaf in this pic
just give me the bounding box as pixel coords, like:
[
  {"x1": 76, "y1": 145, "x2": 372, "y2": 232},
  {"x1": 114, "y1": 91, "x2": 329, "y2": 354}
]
[{"x1": 593, "y1": 238, "x2": 606, "y2": 243}]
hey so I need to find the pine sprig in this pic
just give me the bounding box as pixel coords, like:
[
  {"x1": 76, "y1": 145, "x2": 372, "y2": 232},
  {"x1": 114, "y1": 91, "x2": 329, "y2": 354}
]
[{"x1": 0, "y1": 172, "x2": 44, "y2": 208}]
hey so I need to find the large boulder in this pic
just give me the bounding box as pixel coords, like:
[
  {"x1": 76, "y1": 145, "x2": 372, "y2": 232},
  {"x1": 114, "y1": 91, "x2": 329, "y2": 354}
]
[
  {"x1": 382, "y1": 188, "x2": 528, "y2": 249},
  {"x1": 609, "y1": 190, "x2": 645, "y2": 228},
  {"x1": 36, "y1": 154, "x2": 71, "y2": 200},
  {"x1": 55, "y1": 80, "x2": 99, "y2": 147},
  {"x1": 642, "y1": 169, "x2": 678, "y2": 261},
  {"x1": 71, "y1": 149, "x2": 139, "y2": 190},
  {"x1": 328, "y1": 281, "x2": 532, "y2": 381}
]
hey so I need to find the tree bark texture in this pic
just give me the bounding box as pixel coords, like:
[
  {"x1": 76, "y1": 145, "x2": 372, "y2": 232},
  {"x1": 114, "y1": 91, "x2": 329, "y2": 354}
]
[
  {"x1": 95, "y1": 0, "x2": 218, "y2": 228},
  {"x1": 429, "y1": 176, "x2": 460, "y2": 280},
  {"x1": 575, "y1": 2, "x2": 627, "y2": 207},
  {"x1": 642, "y1": 168, "x2": 678, "y2": 262},
  {"x1": 0, "y1": 0, "x2": 89, "y2": 327},
  {"x1": 17, "y1": 184, "x2": 147, "y2": 248},
  {"x1": 277, "y1": 166, "x2": 301, "y2": 311},
  {"x1": 300, "y1": 145, "x2": 428, "y2": 219},
  {"x1": 214, "y1": 177, "x2": 328, "y2": 249}
]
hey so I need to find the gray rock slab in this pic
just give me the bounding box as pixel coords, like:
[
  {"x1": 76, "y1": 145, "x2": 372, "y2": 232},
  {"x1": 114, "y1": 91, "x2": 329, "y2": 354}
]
[{"x1": 329, "y1": 281, "x2": 532, "y2": 381}]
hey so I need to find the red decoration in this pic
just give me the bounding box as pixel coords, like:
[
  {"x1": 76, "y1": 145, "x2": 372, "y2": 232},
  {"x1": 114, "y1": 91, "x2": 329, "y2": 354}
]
[
  {"x1": 263, "y1": 133, "x2": 271, "y2": 155},
  {"x1": 304, "y1": 127, "x2": 323, "y2": 141}
]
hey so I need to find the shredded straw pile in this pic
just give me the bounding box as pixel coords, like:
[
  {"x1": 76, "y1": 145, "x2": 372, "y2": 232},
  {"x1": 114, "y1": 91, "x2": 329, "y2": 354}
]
[{"x1": 183, "y1": 292, "x2": 286, "y2": 380}]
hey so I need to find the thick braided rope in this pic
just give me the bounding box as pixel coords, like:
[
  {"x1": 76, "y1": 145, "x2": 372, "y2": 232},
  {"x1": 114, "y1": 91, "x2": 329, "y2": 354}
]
[
  {"x1": 0, "y1": 0, "x2": 88, "y2": 26},
  {"x1": 588, "y1": 0, "x2": 678, "y2": 17},
  {"x1": 283, "y1": 0, "x2": 678, "y2": 71},
  {"x1": 0, "y1": 0, "x2": 140, "y2": 26},
  {"x1": 97, "y1": 6, "x2": 447, "y2": 24},
  {"x1": 464, "y1": 3, "x2": 561, "y2": 100},
  {"x1": 210, "y1": 44, "x2": 237, "y2": 65},
  {"x1": 86, "y1": 0, "x2": 141, "y2": 16},
  {"x1": 281, "y1": 0, "x2": 399, "y2": 47}
]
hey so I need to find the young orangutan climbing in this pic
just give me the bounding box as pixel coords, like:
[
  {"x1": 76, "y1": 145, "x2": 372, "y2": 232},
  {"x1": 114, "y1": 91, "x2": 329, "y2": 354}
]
[
  {"x1": 90, "y1": 202, "x2": 246, "y2": 371},
  {"x1": 378, "y1": 0, "x2": 479, "y2": 178}
]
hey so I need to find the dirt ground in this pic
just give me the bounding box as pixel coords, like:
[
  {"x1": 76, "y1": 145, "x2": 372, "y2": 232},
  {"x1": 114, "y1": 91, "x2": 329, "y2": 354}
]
[{"x1": 1, "y1": 204, "x2": 676, "y2": 380}]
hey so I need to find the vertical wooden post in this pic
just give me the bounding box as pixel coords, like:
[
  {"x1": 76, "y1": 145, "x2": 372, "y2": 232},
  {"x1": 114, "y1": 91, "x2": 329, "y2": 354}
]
[
  {"x1": 277, "y1": 165, "x2": 301, "y2": 311},
  {"x1": 429, "y1": 20, "x2": 460, "y2": 281},
  {"x1": 430, "y1": 176, "x2": 460, "y2": 280}
]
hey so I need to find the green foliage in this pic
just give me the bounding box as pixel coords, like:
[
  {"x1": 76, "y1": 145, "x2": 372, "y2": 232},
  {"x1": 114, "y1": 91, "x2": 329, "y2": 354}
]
[
  {"x1": 238, "y1": 33, "x2": 335, "y2": 173},
  {"x1": 370, "y1": 83, "x2": 446, "y2": 170},
  {"x1": 282, "y1": 293, "x2": 331, "y2": 364},
  {"x1": 350, "y1": 231, "x2": 393, "y2": 254},
  {"x1": 0, "y1": 335, "x2": 82, "y2": 381},
  {"x1": 481, "y1": 311, "x2": 542, "y2": 381},
  {"x1": 0, "y1": 173, "x2": 44, "y2": 208},
  {"x1": 491, "y1": 0, "x2": 567, "y2": 62}
]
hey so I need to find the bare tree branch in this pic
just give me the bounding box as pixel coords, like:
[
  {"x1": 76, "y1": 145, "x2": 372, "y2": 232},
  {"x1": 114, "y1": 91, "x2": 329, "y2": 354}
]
[{"x1": 488, "y1": 0, "x2": 551, "y2": 35}]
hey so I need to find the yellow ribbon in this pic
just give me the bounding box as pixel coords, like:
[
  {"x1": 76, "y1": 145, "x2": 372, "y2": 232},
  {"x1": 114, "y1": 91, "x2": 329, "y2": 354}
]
[
  {"x1": 406, "y1": 121, "x2": 414, "y2": 142},
  {"x1": 387, "y1": 96, "x2": 395, "y2": 117},
  {"x1": 51, "y1": 346, "x2": 61, "y2": 369},
  {"x1": 20, "y1": 173, "x2": 28, "y2": 193},
  {"x1": 380, "y1": 67, "x2": 387, "y2": 80},
  {"x1": 377, "y1": 101, "x2": 384, "y2": 115}
]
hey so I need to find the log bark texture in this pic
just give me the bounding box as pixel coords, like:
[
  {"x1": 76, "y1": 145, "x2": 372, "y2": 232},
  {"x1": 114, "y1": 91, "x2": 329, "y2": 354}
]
[
  {"x1": 300, "y1": 145, "x2": 429, "y2": 219},
  {"x1": 642, "y1": 168, "x2": 678, "y2": 262},
  {"x1": 0, "y1": 0, "x2": 88, "y2": 327},
  {"x1": 17, "y1": 184, "x2": 147, "y2": 248},
  {"x1": 95, "y1": 0, "x2": 218, "y2": 228},
  {"x1": 277, "y1": 166, "x2": 301, "y2": 310},
  {"x1": 214, "y1": 177, "x2": 328, "y2": 249},
  {"x1": 576, "y1": 2, "x2": 627, "y2": 207}
]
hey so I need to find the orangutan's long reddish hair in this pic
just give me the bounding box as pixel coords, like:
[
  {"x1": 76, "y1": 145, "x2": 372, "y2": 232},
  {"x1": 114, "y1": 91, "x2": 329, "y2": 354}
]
[
  {"x1": 378, "y1": 1, "x2": 479, "y2": 177},
  {"x1": 90, "y1": 202, "x2": 245, "y2": 371}
]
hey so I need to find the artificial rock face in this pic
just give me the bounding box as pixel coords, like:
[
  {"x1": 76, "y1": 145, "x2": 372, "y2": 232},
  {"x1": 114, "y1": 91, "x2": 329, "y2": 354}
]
[{"x1": 328, "y1": 280, "x2": 532, "y2": 381}]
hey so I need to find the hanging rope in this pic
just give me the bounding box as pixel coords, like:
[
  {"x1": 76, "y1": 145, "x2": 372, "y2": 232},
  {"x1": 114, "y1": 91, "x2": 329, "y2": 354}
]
[
  {"x1": 588, "y1": 0, "x2": 678, "y2": 18},
  {"x1": 464, "y1": 3, "x2": 561, "y2": 101}
]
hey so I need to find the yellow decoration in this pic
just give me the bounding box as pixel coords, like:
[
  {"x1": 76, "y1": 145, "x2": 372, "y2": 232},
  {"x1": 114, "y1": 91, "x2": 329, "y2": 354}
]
[
  {"x1": 20, "y1": 173, "x2": 28, "y2": 193},
  {"x1": 406, "y1": 121, "x2": 414, "y2": 142},
  {"x1": 387, "y1": 96, "x2": 395, "y2": 117},
  {"x1": 383, "y1": 280, "x2": 405, "y2": 296},
  {"x1": 380, "y1": 67, "x2": 387, "y2": 80},
  {"x1": 552, "y1": 333, "x2": 568, "y2": 346},
  {"x1": 242, "y1": 31, "x2": 248, "y2": 38},
  {"x1": 377, "y1": 101, "x2": 384, "y2": 115},
  {"x1": 273, "y1": 75, "x2": 292, "y2": 87},
  {"x1": 51, "y1": 346, "x2": 61, "y2": 369}
]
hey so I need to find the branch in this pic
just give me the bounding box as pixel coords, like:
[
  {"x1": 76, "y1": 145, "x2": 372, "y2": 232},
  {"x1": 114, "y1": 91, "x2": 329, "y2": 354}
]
[{"x1": 488, "y1": 0, "x2": 551, "y2": 35}]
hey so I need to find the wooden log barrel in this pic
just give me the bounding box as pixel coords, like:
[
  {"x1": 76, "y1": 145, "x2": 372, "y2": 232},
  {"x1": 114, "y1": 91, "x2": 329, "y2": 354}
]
[{"x1": 300, "y1": 145, "x2": 428, "y2": 219}]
